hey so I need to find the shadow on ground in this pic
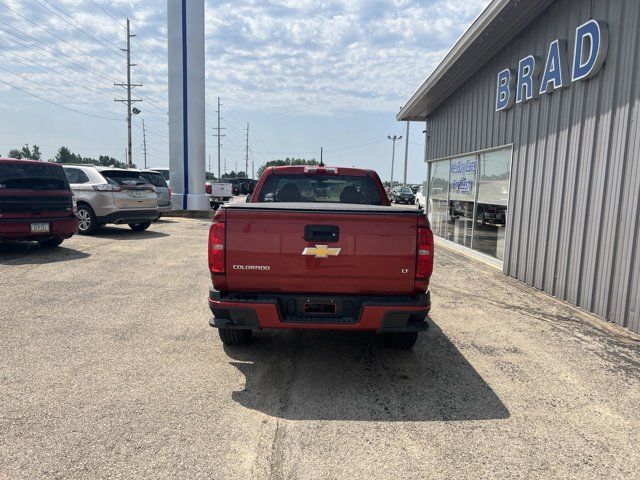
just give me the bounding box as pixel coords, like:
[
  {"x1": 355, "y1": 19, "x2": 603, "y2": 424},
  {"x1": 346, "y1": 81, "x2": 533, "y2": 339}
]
[
  {"x1": 92, "y1": 226, "x2": 170, "y2": 240},
  {"x1": 0, "y1": 242, "x2": 90, "y2": 265},
  {"x1": 224, "y1": 322, "x2": 509, "y2": 422}
]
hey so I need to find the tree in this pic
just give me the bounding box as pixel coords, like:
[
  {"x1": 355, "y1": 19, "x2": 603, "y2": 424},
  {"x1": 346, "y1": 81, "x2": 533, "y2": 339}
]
[
  {"x1": 31, "y1": 145, "x2": 41, "y2": 160},
  {"x1": 54, "y1": 146, "x2": 75, "y2": 164},
  {"x1": 53, "y1": 147, "x2": 127, "y2": 168},
  {"x1": 7, "y1": 149, "x2": 21, "y2": 159},
  {"x1": 257, "y1": 158, "x2": 317, "y2": 177}
]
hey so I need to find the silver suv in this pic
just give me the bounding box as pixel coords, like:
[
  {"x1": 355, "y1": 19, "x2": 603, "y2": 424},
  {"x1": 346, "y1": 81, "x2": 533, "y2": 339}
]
[
  {"x1": 63, "y1": 165, "x2": 159, "y2": 234},
  {"x1": 140, "y1": 170, "x2": 171, "y2": 217}
]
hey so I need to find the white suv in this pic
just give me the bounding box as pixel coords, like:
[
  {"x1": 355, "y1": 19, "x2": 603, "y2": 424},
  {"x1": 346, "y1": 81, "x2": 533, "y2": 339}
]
[{"x1": 63, "y1": 165, "x2": 159, "y2": 234}]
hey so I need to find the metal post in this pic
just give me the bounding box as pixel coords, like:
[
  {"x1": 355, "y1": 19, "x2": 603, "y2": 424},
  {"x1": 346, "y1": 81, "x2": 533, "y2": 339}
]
[
  {"x1": 387, "y1": 135, "x2": 402, "y2": 188},
  {"x1": 403, "y1": 121, "x2": 410, "y2": 186},
  {"x1": 142, "y1": 118, "x2": 148, "y2": 169},
  {"x1": 245, "y1": 123, "x2": 249, "y2": 177}
]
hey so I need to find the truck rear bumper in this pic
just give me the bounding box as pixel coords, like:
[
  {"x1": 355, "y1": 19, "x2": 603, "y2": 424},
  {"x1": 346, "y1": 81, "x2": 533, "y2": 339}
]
[
  {"x1": 0, "y1": 217, "x2": 78, "y2": 241},
  {"x1": 208, "y1": 288, "x2": 430, "y2": 332}
]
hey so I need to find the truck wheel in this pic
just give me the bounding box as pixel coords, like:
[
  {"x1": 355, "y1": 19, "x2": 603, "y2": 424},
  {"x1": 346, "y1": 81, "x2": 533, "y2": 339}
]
[
  {"x1": 129, "y1": 222, "x2": 151, "y2": 231},
  {"x1": 382, "y1": 331, "x2": 419, "y2": 349},
  {"x1": 218, "y1": 328, "x2": 252, "y2": 346}
]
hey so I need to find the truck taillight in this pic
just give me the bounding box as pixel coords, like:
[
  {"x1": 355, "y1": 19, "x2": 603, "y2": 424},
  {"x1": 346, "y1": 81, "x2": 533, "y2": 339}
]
[
  {"x1": 168, "y1": 187, "x2": 172, "y2": 198},
  {"x1": 205, "y1": 183, "x2": 212, "y2": 194},
  {"x1": 416, "y1": 227, "x2": 434, "y2": 279},
  {"x1": 209, "y1": 221, "x2": 225, "y2": 273}
]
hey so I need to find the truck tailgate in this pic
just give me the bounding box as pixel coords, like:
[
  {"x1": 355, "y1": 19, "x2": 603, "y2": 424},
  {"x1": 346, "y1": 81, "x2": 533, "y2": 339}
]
[{"x1": 224, "y1": 203, "x2": 420, "y2": 295}]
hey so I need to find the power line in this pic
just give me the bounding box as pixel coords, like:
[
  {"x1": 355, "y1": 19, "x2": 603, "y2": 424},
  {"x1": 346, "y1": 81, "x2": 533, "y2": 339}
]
[
  {"x1": 89, "y1": 0, "x2": 125, "y2": 28},
  {"x1": 0, "y1": 22, "x2": 116, "y2": 85},
  {"x1": 33, "y1": 0, "x2": 125, "y2": 57},
  {"x1": 0, "y1": 78, "x2": 121, "y2": 121},
  {"x1": 0, "y1": 1, "x2": 121, "y2": 82},
  {"x1": 0, "y1": 64, "x2": 121, "y2": 114}
]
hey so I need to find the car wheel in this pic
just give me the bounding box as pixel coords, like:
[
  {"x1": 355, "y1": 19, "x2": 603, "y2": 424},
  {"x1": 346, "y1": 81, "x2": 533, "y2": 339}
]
[
  {"x1": 218, "y1": 328, "x2": 252, "y2": 346},
  {"x1": 77, "y1": 204, "x2": 98, "y2": 235},
  {"x1": 129, "y1": 222, "x2": 151, "y2": 231},
  {"x1": 382, "y1": 331, "x2": 419, "y2": 350},
  {"x1": 38, "y1": 237, "x2": 64, "y2": 248}
]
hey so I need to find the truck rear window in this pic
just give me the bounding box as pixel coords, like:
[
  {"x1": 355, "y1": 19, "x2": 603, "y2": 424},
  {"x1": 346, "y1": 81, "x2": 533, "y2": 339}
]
[
  {"x1": 257, "y1": 174, "x2": 382, "y2": 205},
  {"x1": 0, "y1": 162, "x2": 69, "y2": 190}
]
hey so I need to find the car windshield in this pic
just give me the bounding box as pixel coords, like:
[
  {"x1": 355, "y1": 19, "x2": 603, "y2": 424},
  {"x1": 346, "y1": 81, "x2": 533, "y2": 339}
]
[
  {"x1": 101, "y1": 170, "x2": 150, "y2": 186},
  {"x1": 400, "y1": 187, "x2": 413, "y2": 194},
  {"x1": 140, "y1": 172, "x2": 167, "y2": 188},
  {"x1": 257, "y1": 174, "x2": 382, "y2": 205},
  {"x1": 0, "y1": 162, "x2": 69, "y2": 190}
]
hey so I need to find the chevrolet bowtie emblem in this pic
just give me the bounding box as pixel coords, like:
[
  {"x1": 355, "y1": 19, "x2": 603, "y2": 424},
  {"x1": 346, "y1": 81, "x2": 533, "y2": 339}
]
[{"x1": 302, "y1": 245, "x2": 341, "y2": 258}]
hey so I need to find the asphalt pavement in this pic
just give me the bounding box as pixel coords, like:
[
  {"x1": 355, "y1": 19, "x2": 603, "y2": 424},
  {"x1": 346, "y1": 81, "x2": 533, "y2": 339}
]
[{"x1": 1, "y1": 217, "x2": 639, "y2": 479}]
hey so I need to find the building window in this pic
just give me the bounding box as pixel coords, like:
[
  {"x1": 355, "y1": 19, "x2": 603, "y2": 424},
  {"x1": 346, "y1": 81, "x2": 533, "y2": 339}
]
[{"x1": 427, "y1": 147, "x2": 512, "y2": 261}]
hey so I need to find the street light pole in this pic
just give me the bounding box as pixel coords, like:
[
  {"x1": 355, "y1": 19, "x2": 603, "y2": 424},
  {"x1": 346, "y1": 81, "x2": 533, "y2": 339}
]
[
  {"x1": 403, "y1": 121, "x2": 410, "y2": 186},
  {"x1": 387, "y1": 134, "x2": 402, "y2": 189}
]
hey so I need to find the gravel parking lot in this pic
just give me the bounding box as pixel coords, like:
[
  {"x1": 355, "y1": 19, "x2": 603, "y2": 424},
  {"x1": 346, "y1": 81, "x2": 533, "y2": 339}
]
[{"x1": 2, "y1": 217, "x2": 639, "y2": 479}]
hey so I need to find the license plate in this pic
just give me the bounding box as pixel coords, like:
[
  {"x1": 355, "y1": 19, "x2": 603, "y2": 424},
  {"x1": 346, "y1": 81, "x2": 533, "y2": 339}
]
[
  {"x1": 132, "y1": 191, "x2": 144, "y2": 198},
  {"x1": 31, "y1": 223, "x2": 50, "y2": 233}
]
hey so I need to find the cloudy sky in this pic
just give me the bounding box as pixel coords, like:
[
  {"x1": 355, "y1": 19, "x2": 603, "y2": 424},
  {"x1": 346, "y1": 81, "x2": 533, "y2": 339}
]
[{"x1": 0, "y1": 0, "x2": 489, "y2": 183}]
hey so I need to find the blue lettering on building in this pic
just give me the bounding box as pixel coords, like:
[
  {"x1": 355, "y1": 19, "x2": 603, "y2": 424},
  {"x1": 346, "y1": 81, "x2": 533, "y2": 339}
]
[
  {"x1": 516, "y1": 55, "x2": 540, "y2": 104},
  {"x1": 496, "y1": 68, "x2": 516, "y2": 111},
  {"x1": 540, "y1": 39, "x2": 570, "y2": 95},
  {"x1": 496, "y1": 19, "x2": 608, "y2": 112}
]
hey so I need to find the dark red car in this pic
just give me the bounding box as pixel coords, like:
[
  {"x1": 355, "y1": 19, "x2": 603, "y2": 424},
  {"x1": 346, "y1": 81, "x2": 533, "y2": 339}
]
[
  {"x1": 0, "y1": 158, "x2": 78, "y2": 248},
  {"x1": 207, "y1": 165, "x2": 434, "y2": 349}
]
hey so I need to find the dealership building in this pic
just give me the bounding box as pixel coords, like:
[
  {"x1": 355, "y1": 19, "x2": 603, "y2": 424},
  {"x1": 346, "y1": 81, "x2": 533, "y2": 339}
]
[{"x1": 398, "y1": 0, "x2": 640, "y2": 334}]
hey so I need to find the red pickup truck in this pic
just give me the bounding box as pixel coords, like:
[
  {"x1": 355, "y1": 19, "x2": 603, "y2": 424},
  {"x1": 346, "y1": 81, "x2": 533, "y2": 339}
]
[{"x1": 207, "y1": 166, "x2": 433, "y2": 349}]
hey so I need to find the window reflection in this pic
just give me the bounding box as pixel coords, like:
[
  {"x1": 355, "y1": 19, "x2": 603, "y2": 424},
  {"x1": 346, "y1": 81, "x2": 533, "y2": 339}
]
[
  {"x1": 428, "y1": 160, "x2": 449, "y2": 238},
  {"x1": 427, "y1": 148, "x2": 511, "y2": 261},
  {"x1": 473, "y1": 150, "x2": 511, "y2": 260}
]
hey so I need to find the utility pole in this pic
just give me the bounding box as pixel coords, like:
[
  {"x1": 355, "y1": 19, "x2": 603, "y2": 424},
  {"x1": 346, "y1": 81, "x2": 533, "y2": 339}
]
[
  {"x1": 387, "y1": 135, "x2": 402, "y2": 188},
  {"x1": 214, "y1": 97, "x2": 225, "y2": 179},
  {"x1": 245, "y1": 123, "x2": 249, "y2": 177},
  {"x1": 403, "y1": 122, "x2": 410, "y2": 186},
  {"x1": 252, "y1": 161, "x2": 255, "y2": 179},
  {"x1": 207, "y1": 154, "x2": 211, "y2": 176},
  {"x1": 115, "y1": 19, "x2": 142, "y2": 168},
  {"x1": 142, "y1": 119, "x2": 148, "y2": 169}
]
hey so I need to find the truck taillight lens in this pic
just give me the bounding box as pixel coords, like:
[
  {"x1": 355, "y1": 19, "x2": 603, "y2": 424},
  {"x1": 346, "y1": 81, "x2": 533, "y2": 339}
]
[
  {"x1": 205, "y1": 183, "x2": 212, "y2": 194},
  {"x1": 209, "y1": 221, "x2": 225, "y2": 273},
  {"x1": 416, "y1": 227, "x2": 434, "y2": 279}
]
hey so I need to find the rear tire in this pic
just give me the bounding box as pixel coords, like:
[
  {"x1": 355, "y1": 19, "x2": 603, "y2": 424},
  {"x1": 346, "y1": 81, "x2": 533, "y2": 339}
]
[
  {"x1": 38, "y1": 238, "x2": 63, "y2": 248},
  {"x1": 77, "y1": 204, "x2": 98, "y2": 235},
  {"x1": 218, "y1": 328, "x2": 252, "y2": 346},
  {"x1": 129, "y1": 222, "x2": 151, "y2": 231},
  {"x1": 382, "y1": 331, "x2": 419, "y2": 350}
]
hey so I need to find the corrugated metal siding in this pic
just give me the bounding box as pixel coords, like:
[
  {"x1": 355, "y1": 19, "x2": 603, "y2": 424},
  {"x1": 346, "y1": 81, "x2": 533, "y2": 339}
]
[{"x1": 424, "y1": 0, "x2": 640, "y2": 333}]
